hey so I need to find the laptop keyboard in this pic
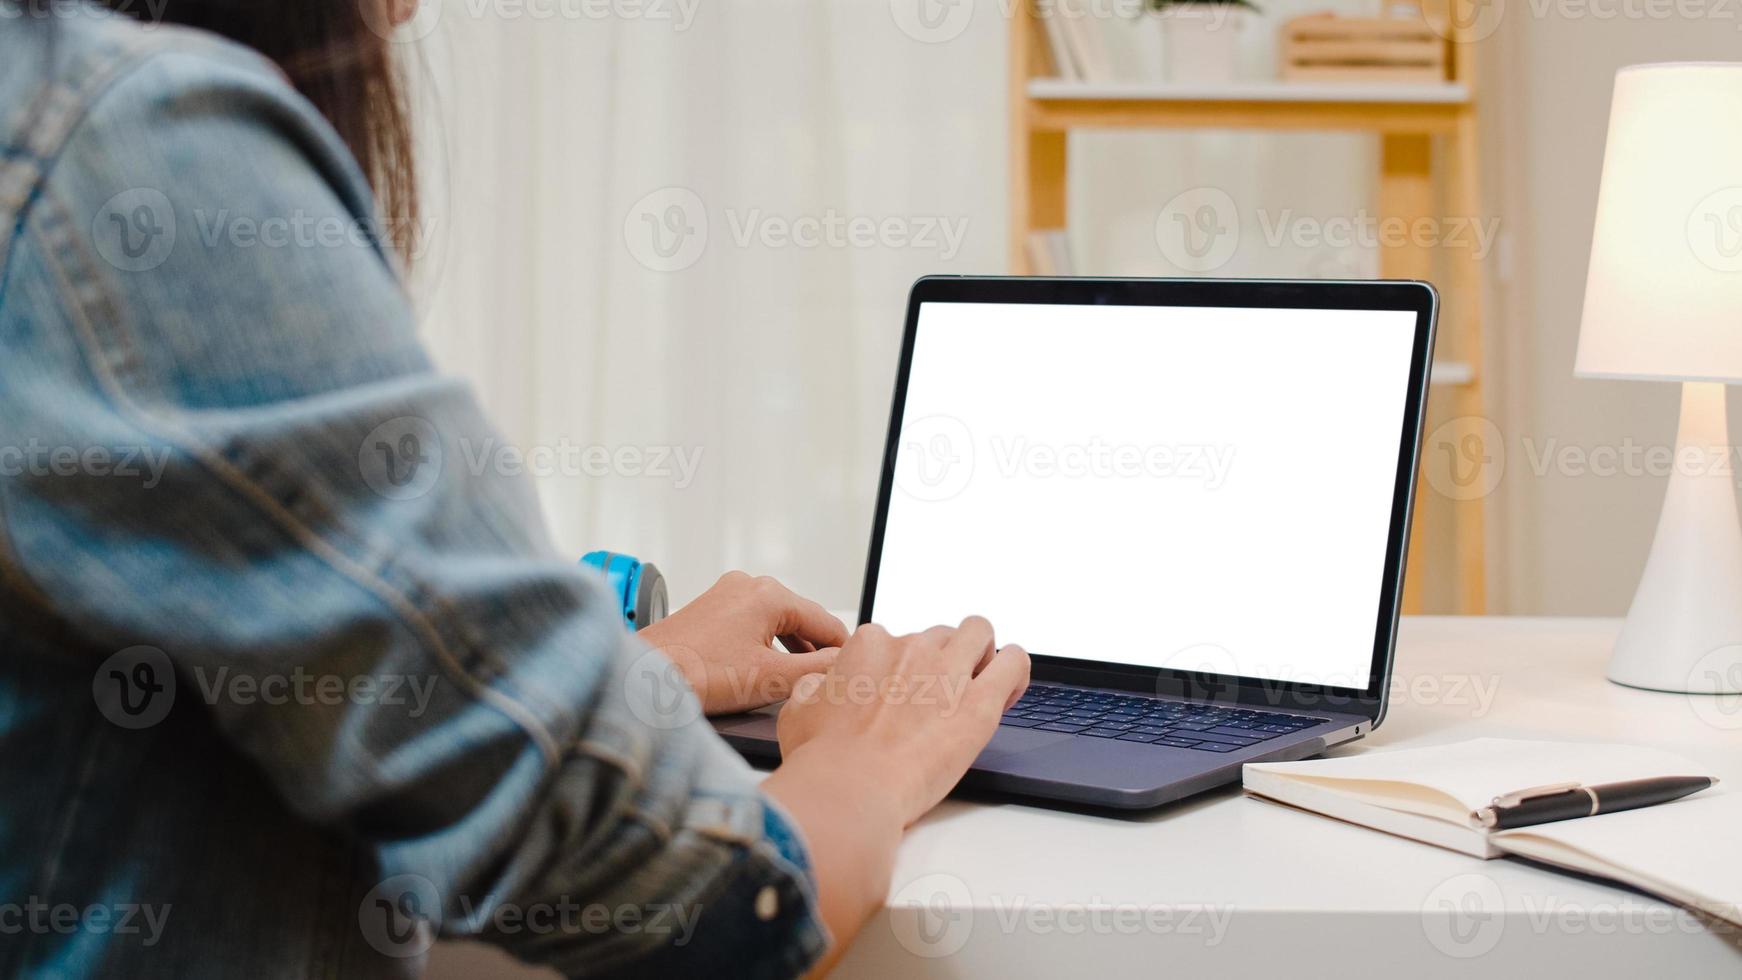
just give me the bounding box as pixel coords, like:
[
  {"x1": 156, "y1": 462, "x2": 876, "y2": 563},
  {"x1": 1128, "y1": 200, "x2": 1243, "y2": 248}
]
[{"x1": 1001, "y1": 684, "x2": 1330, "y2": 753}]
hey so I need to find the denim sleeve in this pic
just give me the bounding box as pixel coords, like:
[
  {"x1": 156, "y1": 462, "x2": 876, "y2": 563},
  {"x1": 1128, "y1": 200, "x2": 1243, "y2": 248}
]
[{"x1": 1, "y1": 35, "x2": 825, "y2": 980}]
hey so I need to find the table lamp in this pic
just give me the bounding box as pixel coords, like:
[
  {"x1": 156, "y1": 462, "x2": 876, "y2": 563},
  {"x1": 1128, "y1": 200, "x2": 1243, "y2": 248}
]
[{"x1": 1577, "y1": 62, "x2": 1742, "y2": 694}]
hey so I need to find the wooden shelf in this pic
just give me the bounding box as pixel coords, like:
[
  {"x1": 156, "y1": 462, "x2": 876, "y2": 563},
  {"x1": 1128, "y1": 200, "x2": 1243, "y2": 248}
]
[
  {"x1": 1027, "y1": 79, "x2": 1472, "y2": 104},
  {"x1": 1025, "y1": 79, "x2": 1471, "y2": 134},
  {"x1": 1010, "y1": 1, "x2": 1491, "y2": 612}
]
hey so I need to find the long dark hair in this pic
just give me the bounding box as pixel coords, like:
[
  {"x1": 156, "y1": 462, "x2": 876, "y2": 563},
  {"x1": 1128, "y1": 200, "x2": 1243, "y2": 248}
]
[{"x1": 27, "y1": 0, "x2": 421, "y2": 264}]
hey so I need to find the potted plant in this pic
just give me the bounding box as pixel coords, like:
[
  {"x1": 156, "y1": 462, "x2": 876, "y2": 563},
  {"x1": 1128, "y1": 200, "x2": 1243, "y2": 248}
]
[{"x1": 1147, "y1": 0, "x2": 1260, "y2": 84}]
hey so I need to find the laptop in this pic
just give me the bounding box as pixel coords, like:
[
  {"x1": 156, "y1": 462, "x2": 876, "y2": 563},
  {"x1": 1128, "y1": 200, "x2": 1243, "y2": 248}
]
[{"x1": 717, "y1": 276, "x2": 1437, "y2": 809}]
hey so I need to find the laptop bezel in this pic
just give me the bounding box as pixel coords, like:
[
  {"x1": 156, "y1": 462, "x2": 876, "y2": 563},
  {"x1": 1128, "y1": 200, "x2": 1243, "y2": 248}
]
[{"x1": 857, "y1": 275, "x2": 1439, "y2": 727}]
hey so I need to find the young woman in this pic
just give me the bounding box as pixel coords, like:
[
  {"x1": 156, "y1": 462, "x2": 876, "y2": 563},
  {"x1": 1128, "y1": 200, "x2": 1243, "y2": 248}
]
[{"x1": 0, "y1": 2, "x2": 1028, "y2": 977}]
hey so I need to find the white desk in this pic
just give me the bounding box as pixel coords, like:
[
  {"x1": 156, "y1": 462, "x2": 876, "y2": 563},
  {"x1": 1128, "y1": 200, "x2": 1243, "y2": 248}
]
[
  {"x1": 836, "y1": 616, "x2": 1742, "y2": 978},
  {"x1": 428, "y1": 616, "x2": 1742, "y2": 978}
]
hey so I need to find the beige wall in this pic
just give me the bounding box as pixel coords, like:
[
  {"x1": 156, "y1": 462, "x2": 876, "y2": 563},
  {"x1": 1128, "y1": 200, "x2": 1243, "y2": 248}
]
[
  {"x1": 414, "y1": 1, "x2": 1741, "y2": 618},
  {"x1": 1485, "y1": 10, "x2": 1742, "y2": 614}
]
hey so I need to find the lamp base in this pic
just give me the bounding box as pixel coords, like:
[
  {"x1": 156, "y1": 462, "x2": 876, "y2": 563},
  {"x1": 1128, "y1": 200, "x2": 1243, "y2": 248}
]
[{"x1": 1608, "y1": 382, "x2": 1742, "y2": 694}]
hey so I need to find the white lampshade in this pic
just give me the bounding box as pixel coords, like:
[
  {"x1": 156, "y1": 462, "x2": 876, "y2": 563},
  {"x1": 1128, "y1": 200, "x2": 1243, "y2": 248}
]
[{"x1": 1577, "y1": 63, "x2": 1742, "y2": 382}]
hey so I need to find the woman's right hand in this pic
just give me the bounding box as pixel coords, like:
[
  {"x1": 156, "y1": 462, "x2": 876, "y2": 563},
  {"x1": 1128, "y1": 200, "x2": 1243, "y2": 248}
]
[
  {"x1": 777, "y1": 617, "x2": 1029, "y2": 827},
  {"x1": 759, "y1": 617, "x2": 1029, "y2": 972}
]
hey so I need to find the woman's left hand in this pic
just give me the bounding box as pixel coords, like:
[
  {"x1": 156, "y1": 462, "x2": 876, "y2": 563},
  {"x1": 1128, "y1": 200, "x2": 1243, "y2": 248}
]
[{"x1": 636, "y1": 571, "x2": 848, "y2": 715}]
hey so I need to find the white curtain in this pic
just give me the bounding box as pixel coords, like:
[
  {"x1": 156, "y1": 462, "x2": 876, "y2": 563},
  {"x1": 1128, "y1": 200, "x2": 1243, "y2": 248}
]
[{"x1": 410, "y1": 0, "x2": 1371, "y2": 611}]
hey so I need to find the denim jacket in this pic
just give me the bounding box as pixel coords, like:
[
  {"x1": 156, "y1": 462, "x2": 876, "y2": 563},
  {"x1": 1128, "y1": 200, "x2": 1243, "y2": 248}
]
[{"x1": 0, "y1": 8, "x2": 824, "y2": 978}]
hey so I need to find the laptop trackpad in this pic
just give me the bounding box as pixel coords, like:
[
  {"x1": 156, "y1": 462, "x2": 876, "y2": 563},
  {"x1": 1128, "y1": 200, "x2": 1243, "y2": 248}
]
[{"x1": 976, "y1": 727, "x2": 1074, "y2": 765}]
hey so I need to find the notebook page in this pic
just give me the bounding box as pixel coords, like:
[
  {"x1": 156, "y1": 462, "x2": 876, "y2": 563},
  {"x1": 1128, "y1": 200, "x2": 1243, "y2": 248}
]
[
  {"x1": 1247, "y1": 738, "x2": 1714, "y2": 812},
  {"x1": 1497, "y1": 793, "x2": 1741, "y2": 926}
]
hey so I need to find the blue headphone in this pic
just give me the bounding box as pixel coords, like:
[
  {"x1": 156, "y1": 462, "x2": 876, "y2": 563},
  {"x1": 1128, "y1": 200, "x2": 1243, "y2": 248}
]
[{"x1": 579, "y1": 551, "x2": 669, "y2": 631}]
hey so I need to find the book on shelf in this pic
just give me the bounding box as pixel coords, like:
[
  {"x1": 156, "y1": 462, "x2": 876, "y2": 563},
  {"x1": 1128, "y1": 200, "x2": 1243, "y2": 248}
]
[
  {"x1": 1040, "y1": 9, "x2": 1078, "y2": 80},
  {"x1": 1060, "y1": 2, "x2": 1115, "y2": 83},
  {"x1": 1038, "y1": 2, "x2": 1121, "y2": 83},
  {"x1": 1035, "y1": 6, "x2": 1447, "y2": 86}
]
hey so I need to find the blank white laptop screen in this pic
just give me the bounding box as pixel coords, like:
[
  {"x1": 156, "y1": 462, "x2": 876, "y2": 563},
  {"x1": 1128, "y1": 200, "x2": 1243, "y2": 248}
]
[{"x1": 869, "y1": 301, "x2": 1417, "y2": 690}]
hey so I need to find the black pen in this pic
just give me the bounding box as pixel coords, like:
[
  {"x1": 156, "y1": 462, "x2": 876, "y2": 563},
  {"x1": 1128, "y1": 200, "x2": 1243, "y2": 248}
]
[{"x1": 1475, "y1": 776, "x2": 1720, "y2": 830}]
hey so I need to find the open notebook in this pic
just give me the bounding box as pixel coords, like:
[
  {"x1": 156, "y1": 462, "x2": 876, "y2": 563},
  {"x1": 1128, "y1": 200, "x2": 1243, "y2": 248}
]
[{"x1": 1244, "y1": 738, "x2": 1741, "y2": 928}]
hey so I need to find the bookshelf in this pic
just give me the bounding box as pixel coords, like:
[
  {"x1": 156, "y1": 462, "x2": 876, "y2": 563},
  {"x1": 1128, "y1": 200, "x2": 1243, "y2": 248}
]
[
  {"x1": 1026, "y1": 78, "x2": 1472, "y2": 104},
  {"x1": 1010, "y1": 3, "x2": 1489, "y2": 614}
]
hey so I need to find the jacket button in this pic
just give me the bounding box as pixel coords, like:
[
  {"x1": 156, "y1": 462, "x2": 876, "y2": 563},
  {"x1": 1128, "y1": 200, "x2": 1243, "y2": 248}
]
[{"x1": 754, "y1": 885, "x2": 779, "y2": 922}]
